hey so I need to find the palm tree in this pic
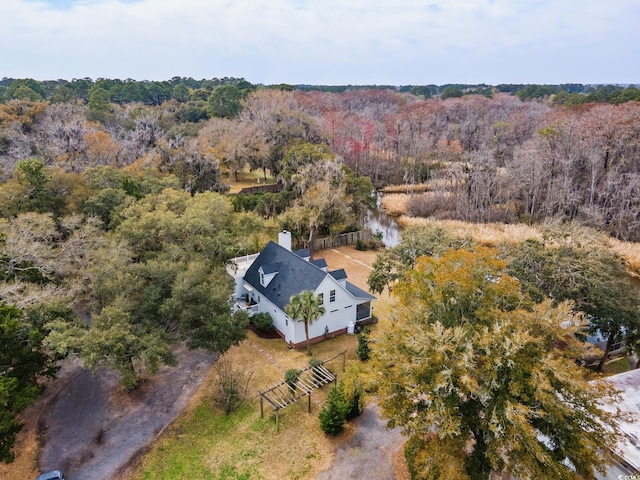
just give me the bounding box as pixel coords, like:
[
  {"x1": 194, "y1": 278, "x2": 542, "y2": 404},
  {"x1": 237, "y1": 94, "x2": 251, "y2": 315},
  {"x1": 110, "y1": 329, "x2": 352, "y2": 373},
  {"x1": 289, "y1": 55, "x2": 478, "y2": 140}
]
[{"x1": 285, "y1": 290, "x2": 326, "y2": 355}]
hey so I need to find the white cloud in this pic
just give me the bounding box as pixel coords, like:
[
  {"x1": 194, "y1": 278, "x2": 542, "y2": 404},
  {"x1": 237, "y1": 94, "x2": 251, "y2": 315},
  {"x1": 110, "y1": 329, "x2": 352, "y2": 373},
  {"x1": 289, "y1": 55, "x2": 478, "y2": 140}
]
[{"x1": 2, "y1": 0, "x2": 639, "y2": 84}]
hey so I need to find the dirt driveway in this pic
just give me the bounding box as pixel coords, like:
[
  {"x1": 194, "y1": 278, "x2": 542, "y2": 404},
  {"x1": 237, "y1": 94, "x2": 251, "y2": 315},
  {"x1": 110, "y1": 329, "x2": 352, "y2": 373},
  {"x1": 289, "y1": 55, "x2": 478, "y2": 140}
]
[
  {"x1": 316, "y1": 402, "x2": 404, "y2": 480},
  {"x1": 36, "y1": 345, "x2": 214, "y2": 480}
]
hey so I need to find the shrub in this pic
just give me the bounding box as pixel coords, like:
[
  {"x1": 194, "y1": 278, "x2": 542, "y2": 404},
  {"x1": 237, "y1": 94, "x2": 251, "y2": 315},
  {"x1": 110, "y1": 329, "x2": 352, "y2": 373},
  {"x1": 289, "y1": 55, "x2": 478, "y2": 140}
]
[
  {"x1": 367, "y1": 230, "x2": 385, "y2": 250},
  {"x1": 355, "y1": 239, "x2": 367, "y2": 251},
  {"x1": 356, "y1": 328, "x2": 371, "y2": 361},
  {"x1": 212, "y1": 359, "x2": 253, "y2": 415},
  {"x1": 250, "y1": 312, "x2": 273, "y2": 331},
  {"x1": 344, "y1": 383, "x2": 365, "y2": 420},
  {"x1": 318, "y1": 383, "x2": 349, "y2": 435},
  {"x1": 308, "y1": 357, "x2": 323, "y2": 368},
  {"x1": 284, "y1": 368, "x2": 300, "y2": 389}
]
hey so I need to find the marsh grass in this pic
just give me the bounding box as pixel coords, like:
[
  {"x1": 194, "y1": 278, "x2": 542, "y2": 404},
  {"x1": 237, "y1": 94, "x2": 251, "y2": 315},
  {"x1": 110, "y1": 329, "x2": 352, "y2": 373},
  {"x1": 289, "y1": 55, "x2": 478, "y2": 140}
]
[
  {"x1": 382, "y1": 183, "x2": 433, "y2": 194},
  {"x1": 397, "y1": 216, "x2": 543, "y2": 246},
  {"x1": 608, "y1": 238, "x2": 640, "y2": 277},
  {"x1": 397, "y1": 215, "x2": 640, "y2": 276},
  {"x1": 379, "y1": 194, "x2": 408, "y2": 217}
]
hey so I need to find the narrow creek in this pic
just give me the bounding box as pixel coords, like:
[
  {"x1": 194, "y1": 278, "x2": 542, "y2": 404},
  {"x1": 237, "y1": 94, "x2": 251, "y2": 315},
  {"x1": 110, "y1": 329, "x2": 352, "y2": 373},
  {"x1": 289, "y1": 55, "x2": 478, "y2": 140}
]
[{"x1": 364, "y1": 193, "x2": 401, "y2": 247}]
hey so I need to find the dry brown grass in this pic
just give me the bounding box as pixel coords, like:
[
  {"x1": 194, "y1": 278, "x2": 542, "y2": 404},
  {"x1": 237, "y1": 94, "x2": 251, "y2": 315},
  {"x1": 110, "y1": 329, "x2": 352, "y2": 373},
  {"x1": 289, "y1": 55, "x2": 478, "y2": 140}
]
[
  {"x1": 607, "y1": 238, "x2": 640, "y2": 277},
  {"x1": 0, "y1": 427, "x2": 39, "y2": 480},
  {"x1": 382, "y1": 178, "x2": 452, "y2": 194},
  {"x1": 380, "y1": 194, "x2": 408, "y2": 217},
  {"x1": 127, "y1": 331, "x2": 359, "y2": 480},
  {"x1": 398, "y1": 216, "x2": 543, "y2": 246},
  {"x1": 382, "y1": 183, "x2": 432, "y2": 194},
  {"x1": 396, "y1": 213, "x2": 640, "y2": 277},
  {"x1": 201, "y1": 335, "x2": 345, "y2": 480}
]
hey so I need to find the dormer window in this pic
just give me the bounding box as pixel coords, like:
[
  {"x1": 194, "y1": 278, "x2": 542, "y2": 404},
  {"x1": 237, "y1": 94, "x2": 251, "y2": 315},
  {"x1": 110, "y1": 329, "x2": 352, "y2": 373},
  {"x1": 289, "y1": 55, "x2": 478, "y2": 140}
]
[{"x1": 258, "y1": 263, "x2": 280, "y2": 287}]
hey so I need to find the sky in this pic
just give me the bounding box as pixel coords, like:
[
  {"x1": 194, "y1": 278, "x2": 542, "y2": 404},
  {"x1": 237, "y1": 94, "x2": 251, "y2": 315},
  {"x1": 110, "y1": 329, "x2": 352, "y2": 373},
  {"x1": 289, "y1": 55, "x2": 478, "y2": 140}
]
[{"x1": 2, "y1": 0, "x2": 639, "y2": 86}]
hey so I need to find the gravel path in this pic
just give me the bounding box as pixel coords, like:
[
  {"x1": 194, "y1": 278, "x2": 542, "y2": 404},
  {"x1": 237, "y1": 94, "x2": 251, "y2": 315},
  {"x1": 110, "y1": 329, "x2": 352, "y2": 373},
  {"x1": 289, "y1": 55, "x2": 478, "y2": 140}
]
[
  {"x1": 37, "y1": 345, "x2": 215, "y2": 480},
  {"x1": 316, "y1": 402, "x2": 404, "y2": 480}
]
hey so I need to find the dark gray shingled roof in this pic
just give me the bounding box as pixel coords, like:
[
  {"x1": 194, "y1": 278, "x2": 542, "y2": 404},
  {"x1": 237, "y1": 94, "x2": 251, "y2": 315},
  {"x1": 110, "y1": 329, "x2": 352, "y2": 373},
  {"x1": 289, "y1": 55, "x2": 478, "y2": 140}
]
[
  {"x1": 294, "y1": 248, "x2": 310, "y2": 258},
  {"x1": 261, "y1": 262, "x2": 280, "y2": 274},
  {"x1": 311, "y1": 258, "x2": 328, "y2": 269},
  {"x1": 329, "y1": 268, "x2": 347, "y2": 280},
  {"x1": 345, "y1": 282, "x2": 376, "y2": 300},
  {"x1": 244, "y1": 241, "x2": 328, "y2": 311}
]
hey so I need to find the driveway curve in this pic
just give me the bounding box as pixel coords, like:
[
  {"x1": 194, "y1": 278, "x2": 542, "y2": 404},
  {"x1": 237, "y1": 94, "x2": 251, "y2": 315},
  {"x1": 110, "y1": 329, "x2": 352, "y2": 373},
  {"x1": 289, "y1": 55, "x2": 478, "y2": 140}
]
[
  {"x1": 316, "y1": 402, "x2": 405, "y2": 480},
  {"x1": 37, "y1": 345, "x2": 215, "y2": 480}
]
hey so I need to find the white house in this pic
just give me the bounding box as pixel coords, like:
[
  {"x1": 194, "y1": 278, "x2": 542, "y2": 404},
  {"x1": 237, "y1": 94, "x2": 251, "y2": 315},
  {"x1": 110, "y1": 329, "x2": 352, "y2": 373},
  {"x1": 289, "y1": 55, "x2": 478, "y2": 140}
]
[
  {"x1": 226, "y1": 231, "x2": 376, "y2": 348},
  {"x1": 594, "y1": 368, "x2": 640, "y2": 479}
]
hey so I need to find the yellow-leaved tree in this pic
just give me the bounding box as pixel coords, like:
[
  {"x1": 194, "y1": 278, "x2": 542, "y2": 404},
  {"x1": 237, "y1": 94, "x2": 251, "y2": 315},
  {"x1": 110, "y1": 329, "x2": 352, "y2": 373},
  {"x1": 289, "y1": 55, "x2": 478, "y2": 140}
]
[{"x1": 373, "y1": 246, "x2": 627, "y2": 480}]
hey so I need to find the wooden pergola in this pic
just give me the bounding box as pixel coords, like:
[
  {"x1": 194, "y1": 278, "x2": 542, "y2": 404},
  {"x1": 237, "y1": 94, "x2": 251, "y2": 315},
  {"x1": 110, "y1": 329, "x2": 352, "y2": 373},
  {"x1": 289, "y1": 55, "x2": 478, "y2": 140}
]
[{"x1": 257, "y1": 351, "x2": 345, "y2": 432}]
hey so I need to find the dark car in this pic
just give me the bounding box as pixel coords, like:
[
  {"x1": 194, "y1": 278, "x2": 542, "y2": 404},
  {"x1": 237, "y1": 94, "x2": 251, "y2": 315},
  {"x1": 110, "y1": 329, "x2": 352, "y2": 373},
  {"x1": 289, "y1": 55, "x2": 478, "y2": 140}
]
[{"x1": 36, "y1": 470, "x2": 64, "y2": 480}]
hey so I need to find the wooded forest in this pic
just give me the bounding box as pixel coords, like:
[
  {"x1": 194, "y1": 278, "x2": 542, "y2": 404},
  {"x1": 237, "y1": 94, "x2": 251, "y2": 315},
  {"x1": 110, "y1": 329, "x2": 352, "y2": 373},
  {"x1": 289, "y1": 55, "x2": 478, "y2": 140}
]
[
  {"x1": 1, "y1": 77, "x2": 640, "y2": 467},
  {"x1": 2, "y1": 78, "x2": 640, "y2": 240}
]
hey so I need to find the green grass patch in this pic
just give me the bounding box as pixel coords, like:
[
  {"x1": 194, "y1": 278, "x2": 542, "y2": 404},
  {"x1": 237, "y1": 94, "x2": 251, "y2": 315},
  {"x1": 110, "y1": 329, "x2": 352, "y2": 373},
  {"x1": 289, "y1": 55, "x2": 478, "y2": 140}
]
[
  {"x1": 604, "y1": 356, "x2": 630, "y2": 375},
  {"x1": 131, "y1": 388, "x2": 329, "y2": 480},
  {"x1": 134, "y1": 401, "x2": 257, "y2": 480},
  {"x1": 227, "y1": 167, "x2": 276, "y2": 194}
]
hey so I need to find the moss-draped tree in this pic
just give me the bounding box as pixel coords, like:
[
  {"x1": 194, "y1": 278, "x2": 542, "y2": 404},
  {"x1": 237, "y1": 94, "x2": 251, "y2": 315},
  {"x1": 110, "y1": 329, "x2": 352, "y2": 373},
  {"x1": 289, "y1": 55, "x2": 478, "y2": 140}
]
[{"x1": 373, "y1": 247, "x2": 626, "y2": 480}]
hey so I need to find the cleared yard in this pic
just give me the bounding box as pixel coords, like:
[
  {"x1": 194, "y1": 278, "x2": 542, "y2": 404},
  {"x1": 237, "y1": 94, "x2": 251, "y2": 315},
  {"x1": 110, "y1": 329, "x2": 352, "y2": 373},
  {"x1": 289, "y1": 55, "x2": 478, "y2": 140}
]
[{"x1": 125, "y1": 245, "x2": 397, "y2": 480}]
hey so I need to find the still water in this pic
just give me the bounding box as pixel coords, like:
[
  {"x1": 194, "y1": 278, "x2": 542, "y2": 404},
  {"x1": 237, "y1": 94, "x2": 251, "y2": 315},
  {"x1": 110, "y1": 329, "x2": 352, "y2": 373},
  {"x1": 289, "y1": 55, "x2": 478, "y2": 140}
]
[{"x1": 364, "y1": 194, "x2": 401, "y2": 248}]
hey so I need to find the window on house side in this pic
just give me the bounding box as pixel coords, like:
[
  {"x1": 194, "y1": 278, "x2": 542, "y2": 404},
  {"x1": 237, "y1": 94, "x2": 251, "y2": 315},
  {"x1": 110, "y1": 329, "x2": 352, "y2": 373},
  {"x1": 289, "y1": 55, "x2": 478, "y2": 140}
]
[
  {"x1": 260, "y1": 271, "x2": 264, "y2": 286},
  {"x1": 318, "y1": 293, "x2": 324, "y2": 304},
  {"x1": 330, "y1": 289, "x2": 336, "y2": 302}
]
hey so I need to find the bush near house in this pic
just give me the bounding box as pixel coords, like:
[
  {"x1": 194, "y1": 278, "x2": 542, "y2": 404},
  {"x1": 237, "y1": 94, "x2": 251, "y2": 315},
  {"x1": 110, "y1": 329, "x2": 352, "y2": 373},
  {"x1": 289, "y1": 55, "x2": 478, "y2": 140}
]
[
  {"x1": 250, "y1": 312, "x2": 273, "y2": 331},
  {"x1": 318, "y1": 384, "x2": 349, "y2": 435},
  {"x1": 356, "y1": 328, "x2": 371, "y2": 361}
]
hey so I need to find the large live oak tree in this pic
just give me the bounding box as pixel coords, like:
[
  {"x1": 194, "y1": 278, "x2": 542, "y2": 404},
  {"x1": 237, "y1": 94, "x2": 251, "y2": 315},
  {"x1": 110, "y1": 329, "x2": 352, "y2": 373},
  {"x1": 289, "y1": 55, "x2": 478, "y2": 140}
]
[
  {"x1": 505, "y1": 235, "x2": 640, "y2": 372},
  {"x1": 373, "y1": 247, "x2": 626, "y2": 480},
  {"x1": 46, "y1": 190, "x2": 263, "y2": 389}
]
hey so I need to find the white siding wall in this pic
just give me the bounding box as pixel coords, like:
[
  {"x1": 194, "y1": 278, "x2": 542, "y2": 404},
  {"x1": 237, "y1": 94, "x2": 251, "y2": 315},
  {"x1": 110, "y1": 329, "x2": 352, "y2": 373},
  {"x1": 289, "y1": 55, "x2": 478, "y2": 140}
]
[
  {"x1": 249, "y1": 276, "x2": 362, "y2": 346},
  {"x1": 304, "y1": 277, "x2": 356, "y2": 342},
  {"x1": 258, "y1": 296, "x2": 294, "y2": 344}
]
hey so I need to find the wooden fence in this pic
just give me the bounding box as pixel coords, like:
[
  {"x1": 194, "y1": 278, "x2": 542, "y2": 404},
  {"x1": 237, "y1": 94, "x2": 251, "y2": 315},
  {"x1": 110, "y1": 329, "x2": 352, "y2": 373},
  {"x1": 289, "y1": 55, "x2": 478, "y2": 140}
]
[
  {"x1": 294, "y1": 229, "x2": 372, "y2": 252},
  {"x1": 237, "y1": 183, "x2": 283, "y2": 195}
]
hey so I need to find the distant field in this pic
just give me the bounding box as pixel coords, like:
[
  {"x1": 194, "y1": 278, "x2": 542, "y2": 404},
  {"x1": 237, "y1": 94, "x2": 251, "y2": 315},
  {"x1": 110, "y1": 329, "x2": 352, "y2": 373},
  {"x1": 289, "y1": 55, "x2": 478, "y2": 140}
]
[{"x1": 226, "y1": 168, "x2": 276, "y2": 194}]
